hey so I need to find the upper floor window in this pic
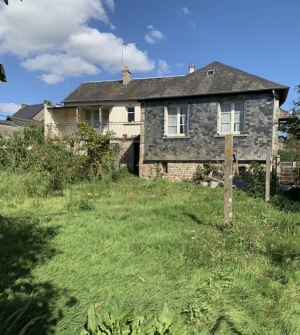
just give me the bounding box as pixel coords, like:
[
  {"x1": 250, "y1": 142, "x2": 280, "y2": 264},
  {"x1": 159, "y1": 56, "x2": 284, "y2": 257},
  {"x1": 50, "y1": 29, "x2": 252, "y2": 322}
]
[
  {"x1": 219, "y1": 102, "x2": 245, "y2": 134},
  {"x1": 127, "y1": 107, "x2": 135, "y2": 122},
  {"x1": 165, "y1": 105, "x2": 188, "y2": 136},
  {"x1": 85, "y1": 109, "x2": 100, "y2": 128}
]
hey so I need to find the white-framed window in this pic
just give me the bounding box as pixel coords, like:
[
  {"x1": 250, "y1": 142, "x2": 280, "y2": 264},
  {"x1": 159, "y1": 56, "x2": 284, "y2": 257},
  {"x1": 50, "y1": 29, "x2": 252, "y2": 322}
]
[
  {"x1": 85, "y1": 109, "x2": 100, "y2": 128},
  {"x1": 165, "y1": 105, "x2": 188, "y2": 136},
  {"x1": 219, "y1": 102, "x2": 245, "y2": 134},
  {"x1": 127, "y1": 107, "x2": 135, "y2": 122}
]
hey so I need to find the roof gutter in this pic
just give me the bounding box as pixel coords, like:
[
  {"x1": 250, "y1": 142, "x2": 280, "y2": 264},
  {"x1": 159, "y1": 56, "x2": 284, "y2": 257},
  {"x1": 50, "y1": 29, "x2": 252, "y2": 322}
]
[{"x1": 136, "y1": 88, "x2": 289, "y2": 102}]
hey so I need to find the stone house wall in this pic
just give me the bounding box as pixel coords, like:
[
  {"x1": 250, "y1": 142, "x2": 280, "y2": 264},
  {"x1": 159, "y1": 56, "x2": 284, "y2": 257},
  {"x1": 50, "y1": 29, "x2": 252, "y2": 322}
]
[{"x1": 139, "y1": 91, "x2": 277, "y2": 180}]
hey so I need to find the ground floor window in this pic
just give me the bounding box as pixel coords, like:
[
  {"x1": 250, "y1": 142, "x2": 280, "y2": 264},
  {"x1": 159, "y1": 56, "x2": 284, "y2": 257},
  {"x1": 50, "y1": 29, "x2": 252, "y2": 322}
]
[
  {"x1": 165, "y1": 105, "x2": 188, "y2": 136},
  {"x1": 219, "y1": 102, "x2": 245, "y2": 134}
]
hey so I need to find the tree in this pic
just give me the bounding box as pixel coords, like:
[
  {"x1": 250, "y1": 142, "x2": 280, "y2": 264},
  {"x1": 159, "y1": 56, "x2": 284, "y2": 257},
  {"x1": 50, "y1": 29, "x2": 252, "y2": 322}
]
[{"x1": 279, "y1": 85, "x2": 300, "y2": 140}]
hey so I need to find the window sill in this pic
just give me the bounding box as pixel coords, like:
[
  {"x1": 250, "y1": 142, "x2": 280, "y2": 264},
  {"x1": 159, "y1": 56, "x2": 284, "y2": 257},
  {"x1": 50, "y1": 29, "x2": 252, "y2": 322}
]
[
  {"x1": 162, "y1": 135, "x2": 190, "y2": 139},
  {"x1": 214, "y1": 133, "x2": 248, "y2": 137}
]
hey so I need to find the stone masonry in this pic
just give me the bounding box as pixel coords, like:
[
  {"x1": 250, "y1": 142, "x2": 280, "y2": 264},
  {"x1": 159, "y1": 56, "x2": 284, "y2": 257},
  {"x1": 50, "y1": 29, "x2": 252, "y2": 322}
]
[{"x1": 139, "y1": 91, "x2": 277, "y2": 180}]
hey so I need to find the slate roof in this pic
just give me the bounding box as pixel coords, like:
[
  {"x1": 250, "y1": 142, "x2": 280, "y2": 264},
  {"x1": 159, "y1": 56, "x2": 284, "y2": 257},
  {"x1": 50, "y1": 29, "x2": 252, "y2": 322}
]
[
  {"x1": 10, "y1": 104, "x2": 44, "y2": 119},
  {"x1": 63, "y1": 62, "x2": 289, "y2": 105},
  {"x1": 7, "y1": 104, "x2": 44, "y2": 127},
  {"x1": 10, "y1": 103, "x2": 44, "y2": 119}
]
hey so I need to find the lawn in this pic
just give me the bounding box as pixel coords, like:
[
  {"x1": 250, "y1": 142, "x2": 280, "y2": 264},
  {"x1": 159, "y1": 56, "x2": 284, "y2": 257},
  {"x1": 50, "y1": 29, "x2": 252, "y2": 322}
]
[{"x1": 1, "y1": 171, "x2": 300, "y2": 334}]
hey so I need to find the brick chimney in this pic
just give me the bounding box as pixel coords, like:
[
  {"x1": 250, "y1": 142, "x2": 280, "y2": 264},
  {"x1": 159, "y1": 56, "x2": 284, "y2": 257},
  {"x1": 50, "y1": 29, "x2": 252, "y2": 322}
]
[
  {"x1": 122, "y1": 66, "x2": 131, "y2": 85},
  {"x1": 189, "y1": 63, "x2": 195, "y2": 73},
  {"x1": 44, "y1": 100, "x2": 52, "y2": 106}
]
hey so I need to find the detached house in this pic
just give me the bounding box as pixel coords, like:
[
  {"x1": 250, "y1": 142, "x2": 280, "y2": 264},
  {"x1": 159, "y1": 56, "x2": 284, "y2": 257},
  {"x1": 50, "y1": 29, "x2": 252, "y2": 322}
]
[{"x1": 45, "y1": 61, "x2": 289, "y2": 180}]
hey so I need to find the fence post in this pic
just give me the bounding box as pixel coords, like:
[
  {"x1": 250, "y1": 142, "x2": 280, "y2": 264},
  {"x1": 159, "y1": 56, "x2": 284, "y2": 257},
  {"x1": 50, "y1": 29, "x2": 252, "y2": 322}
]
[
  {"x1": 265, "y1": 147, "x2": 271, "y2": 202},
  {"x1": 224, "y1": 134, "x2": 233, "y2": 224}
]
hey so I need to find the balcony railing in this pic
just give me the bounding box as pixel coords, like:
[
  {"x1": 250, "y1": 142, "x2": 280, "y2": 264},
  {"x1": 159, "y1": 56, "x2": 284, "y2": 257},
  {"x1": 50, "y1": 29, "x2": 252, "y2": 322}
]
[{"x1": 46, "y1": 122, "x2": 141, "y2": 139}]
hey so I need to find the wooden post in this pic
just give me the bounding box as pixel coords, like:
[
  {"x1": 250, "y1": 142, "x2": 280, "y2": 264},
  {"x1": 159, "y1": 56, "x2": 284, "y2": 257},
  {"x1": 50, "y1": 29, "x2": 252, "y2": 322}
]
[
  {"x1": 224, "y1": 134, "x2": 233, "y2": 224},
  {"x1": 265, "y1": 147, "x2": 271, "y2": 202}
]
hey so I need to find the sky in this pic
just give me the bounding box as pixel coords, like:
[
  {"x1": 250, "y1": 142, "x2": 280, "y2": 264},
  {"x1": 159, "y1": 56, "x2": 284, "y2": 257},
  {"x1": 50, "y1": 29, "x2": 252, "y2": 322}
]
[{"x1": 0, "y1": 0, "x2": 299, "y2": 119}]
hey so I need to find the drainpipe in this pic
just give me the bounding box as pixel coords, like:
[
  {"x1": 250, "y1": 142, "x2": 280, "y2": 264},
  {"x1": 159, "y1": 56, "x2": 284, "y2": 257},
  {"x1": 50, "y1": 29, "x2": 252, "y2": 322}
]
[{"x1": 99, "y1": 106, "x2": 102, "y2": 132}]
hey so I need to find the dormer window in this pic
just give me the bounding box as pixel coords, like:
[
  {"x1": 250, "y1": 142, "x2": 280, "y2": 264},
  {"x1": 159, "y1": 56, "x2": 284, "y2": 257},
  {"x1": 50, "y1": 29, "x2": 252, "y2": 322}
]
[{"x1": 206, "y1": 69, "x2": 215, "y2": 76}]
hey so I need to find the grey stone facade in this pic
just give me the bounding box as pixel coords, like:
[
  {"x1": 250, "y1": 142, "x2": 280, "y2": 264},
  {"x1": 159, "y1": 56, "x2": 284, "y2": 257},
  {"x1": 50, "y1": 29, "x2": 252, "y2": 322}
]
[{"x1": 143, "y1": 92, "x2": 274, "y2": 164}]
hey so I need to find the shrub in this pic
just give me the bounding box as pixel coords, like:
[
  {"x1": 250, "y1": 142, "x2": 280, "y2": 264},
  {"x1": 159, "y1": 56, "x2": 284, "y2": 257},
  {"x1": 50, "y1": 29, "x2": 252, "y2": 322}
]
[
  {"x1": 63, "y1": 122, "x2": 117, "y2": 179},
  {"x1": 278, "y1": 149, "x2": 297, "y2": 162},
  {"x1": 0, "y1": 122, "x2": 120, "y2": 194},
  {"x1": 240, "y1": 162, "x2": 266, "y2": 198}
]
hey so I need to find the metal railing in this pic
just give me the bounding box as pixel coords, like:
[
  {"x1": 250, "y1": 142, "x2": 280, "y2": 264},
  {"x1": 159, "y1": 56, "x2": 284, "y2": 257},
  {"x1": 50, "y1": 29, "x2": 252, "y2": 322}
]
[{"x1": 46, "y1": 122, "x2": 141, "y2": 138}]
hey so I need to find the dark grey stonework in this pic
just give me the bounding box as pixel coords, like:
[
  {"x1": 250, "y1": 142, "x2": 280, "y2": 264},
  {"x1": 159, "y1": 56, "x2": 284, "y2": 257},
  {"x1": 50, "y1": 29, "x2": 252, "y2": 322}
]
[{"x1": 144, "y1": 92, "x2": 274, "y2": 163}]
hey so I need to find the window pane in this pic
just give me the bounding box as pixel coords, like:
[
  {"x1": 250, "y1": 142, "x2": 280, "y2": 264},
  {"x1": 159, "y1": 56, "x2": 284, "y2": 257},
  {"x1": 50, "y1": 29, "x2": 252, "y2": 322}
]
[
  {"x1": 221, "y1": 103, "x2": 231, "y2": 113},
  {"x1": 180, "y1": 106, "x2": 187, "y2": 134},
  {"x1": 85, "y1": 110, "x2": 92, "y2": 126},
  {"x1": 221, "y1": 111, "x2": 231, "y2": 132},
  {"x1": 168, "y1": 107, "x2": 177, "y2": 134},
  {"x1": 93, "y1": 110, "x2": 100, "y2": 128},
  {"x1": 234, "y1": 103, "x2": 245, "y2": 132},
  {"x1": 127, "y1": 107, "x2": 135, "y2": 122}
]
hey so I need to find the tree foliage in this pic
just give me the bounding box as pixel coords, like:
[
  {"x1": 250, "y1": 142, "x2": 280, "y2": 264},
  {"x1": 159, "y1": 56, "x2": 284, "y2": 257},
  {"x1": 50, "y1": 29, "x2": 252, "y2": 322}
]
[
  {"x1": 279, "y1": 85, "x2": 300, "y2": 139},
  {"x1": 0, "y1": 122, "x2": 118, "y2": 195},
  {"x1": 61, "y1": 121, "x2": 117, "y2": 179}
]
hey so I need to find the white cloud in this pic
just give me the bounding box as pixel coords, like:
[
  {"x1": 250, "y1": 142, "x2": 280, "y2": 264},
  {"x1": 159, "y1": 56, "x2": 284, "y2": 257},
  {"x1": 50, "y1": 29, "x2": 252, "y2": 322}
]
[
  {"x1": 21, "y1": 53, "x2": 99, "y2": 84},
  {"x1": 157, "y1": 59, "x2": 171, "y2": 76},
  {"x1": 106, "y1": 0, "x2": 115, "y2": 11},
  {"x1": 182, "y1": 7, "x2": 191, "y2": 15},
  {"x1": 145, "y1": 25, "x2": 165, "y2": 44},
  {"x1": 0, "y1": 102, "x2": 21, "y2": 116},
  {"x1": 0, "y1": 0, "x2": 154, "y2": 83}
]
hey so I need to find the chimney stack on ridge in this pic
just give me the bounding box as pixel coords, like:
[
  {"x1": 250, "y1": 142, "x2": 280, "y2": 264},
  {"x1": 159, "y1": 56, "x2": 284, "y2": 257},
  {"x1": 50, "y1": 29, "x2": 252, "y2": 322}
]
[{"x1": 122, "y1": 66, "x2": 131, "y2": 85}]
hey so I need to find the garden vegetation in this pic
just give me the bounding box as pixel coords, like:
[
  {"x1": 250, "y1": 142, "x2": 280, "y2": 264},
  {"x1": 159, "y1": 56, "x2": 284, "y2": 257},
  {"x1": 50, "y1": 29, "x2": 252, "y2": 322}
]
[{"x1": 0, "y1": 123, "x2": 300, "y2": 334}]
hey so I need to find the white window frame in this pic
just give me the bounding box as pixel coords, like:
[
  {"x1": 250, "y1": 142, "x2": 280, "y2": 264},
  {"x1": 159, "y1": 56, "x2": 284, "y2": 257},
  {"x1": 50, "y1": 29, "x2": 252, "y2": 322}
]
[
  {"x1": 164, "y1": 105, "x2": 188, "y2": 137},
  {"x1": 127, "y1": 107, "x2": 135, "y2": 122},
  {"x1": 218, "y1": 101, "x2": 245, "y2": 134}
]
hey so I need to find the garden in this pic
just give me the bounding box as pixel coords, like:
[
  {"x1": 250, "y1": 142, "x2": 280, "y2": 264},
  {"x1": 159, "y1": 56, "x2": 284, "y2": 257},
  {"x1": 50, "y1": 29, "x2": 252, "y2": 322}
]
[{"x1": 1, "y1": 124, "x2": 300, "y2": 335}]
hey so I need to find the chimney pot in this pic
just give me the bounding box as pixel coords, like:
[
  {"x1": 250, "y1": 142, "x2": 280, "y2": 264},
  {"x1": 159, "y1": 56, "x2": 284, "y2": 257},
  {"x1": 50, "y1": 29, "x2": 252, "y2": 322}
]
[{"x1": 189, "y1": 63, "x2": 195, "y2": 73}]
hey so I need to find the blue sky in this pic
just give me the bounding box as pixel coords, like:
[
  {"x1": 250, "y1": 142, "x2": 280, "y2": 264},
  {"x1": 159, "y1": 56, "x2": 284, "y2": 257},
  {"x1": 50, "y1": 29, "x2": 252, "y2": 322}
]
[{"x1": 0, "y1": 0, "x2": 299, "y2": 119}]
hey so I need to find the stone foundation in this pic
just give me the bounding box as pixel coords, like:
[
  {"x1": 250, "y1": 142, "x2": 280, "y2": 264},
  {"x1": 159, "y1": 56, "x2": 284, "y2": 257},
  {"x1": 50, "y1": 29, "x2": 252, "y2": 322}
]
[
  {"x1": 140, "y1": 162, "x2": 203, "y2": 181},
  {"x1": 139, "y1": 161, "x2": 267, "y2": 182}
]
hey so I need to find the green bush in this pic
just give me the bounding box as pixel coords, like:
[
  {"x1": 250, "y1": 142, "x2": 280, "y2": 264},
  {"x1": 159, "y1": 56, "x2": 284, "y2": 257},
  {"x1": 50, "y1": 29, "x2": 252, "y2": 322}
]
[
  {"x1": 0, "y1": 122, "x2": 120, "y2": 194},
  {"x1": 278, "y1": 149, "x2": 297, "y2": 162},
  {"x1": 240, "y1": 162, "x2": 266, "y2": 198}
]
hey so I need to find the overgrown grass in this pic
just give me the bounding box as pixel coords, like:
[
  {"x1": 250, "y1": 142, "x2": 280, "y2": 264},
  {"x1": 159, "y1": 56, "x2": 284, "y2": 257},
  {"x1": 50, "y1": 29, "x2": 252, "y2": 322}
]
[{"x1": 1, "y1": 170, "x2": 300, "y2": 334}]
